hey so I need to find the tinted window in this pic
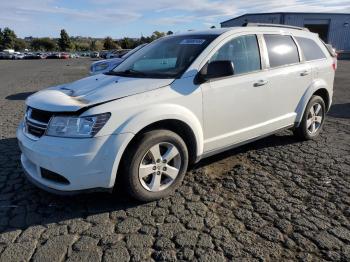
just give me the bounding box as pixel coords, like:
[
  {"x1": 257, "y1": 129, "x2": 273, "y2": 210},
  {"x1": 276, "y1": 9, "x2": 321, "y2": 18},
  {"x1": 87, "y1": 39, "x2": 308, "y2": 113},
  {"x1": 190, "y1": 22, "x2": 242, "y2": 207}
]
[
  {"x1": 210, "y1": 35, "x2": 261, "y2": 75},
  {"x1": 295, "y1": 37, "x2": 326, "y2": 61},
  {"x1": 264, "y1": 35, "x2": 299, "y2": 68}
]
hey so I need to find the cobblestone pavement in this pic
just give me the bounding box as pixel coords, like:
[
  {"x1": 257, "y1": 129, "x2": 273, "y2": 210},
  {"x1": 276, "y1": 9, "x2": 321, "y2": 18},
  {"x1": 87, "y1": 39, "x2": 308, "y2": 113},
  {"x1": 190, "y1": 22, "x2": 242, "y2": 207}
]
[{"x1": 0, "y1": 59, "x2": 349, "y2": 261}]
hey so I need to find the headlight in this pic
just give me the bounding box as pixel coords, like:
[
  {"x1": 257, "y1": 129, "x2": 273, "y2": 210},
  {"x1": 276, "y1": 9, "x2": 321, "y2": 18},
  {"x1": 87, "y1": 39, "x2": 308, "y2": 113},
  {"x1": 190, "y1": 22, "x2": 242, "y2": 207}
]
[
  {"x1": 46, "y1": 113, "x2": 111, "y2": 138},
  {"x1": 93, "y1": 63, "x2": 109, "y2": 72}
]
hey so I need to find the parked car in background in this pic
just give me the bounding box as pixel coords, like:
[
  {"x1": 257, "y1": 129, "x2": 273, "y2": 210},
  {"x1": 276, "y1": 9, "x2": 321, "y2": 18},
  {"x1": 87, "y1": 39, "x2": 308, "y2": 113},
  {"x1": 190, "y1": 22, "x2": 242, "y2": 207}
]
[
  {"x1": 17, "y1": 25, "x2": 336, "y2": 201},
  {"x1": 24, "y1": 53, "x2": 46, "y2": 59},
  {"x1": 90, "y1": 51, "x2": 100, "y2": 58},
  {"x1": 99, "y1": 50, "x2": 109, "y2": 59},
  {"x1": 90, "y1": 44, "x2": 147, "y2": 75},
  {"x1": 60, "y1": 53, "x2": 70, "y2": 59},
  {"x1": 13, "y1": 53, "x2": 25, "y2": 59},
  {"x1": 46, "y1": 53, "x2": 61, "y2": 59}
]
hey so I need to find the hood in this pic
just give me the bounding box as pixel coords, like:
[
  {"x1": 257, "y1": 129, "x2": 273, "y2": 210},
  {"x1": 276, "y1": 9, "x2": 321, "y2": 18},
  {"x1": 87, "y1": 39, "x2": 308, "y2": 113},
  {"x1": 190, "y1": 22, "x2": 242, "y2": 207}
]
[{"x1": 26, "y1": 74, "x2": 174, "y2": 112}]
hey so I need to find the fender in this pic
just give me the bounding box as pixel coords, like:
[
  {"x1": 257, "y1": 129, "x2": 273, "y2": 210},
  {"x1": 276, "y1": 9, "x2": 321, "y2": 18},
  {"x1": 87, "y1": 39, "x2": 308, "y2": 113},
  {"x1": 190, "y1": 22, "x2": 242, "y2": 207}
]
[
  {"x1": 114, "y1": 104, "x2": 204, "y2": 157},
  {"x1": 107, "y1": 104, "x2": 204, "y2": 188},
  {"x1": 294, "y1": 79, "x2": 330, "y2": 126}
]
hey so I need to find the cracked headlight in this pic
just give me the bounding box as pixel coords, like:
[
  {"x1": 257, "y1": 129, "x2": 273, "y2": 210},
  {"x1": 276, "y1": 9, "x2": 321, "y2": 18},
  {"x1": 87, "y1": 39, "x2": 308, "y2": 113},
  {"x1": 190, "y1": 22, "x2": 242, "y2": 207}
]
[{"x1": 46, "y1": 113, "x2": 111, "y2": 138}]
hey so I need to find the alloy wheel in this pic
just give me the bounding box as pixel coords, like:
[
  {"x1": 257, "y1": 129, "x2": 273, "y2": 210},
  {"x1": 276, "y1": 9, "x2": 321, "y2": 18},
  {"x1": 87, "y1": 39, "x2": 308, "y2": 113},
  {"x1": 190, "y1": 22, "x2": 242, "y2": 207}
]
[
  {"x1": 306, "y1": 102, "x2": 323, "y2": 134},
  {"x1": 138, "y1": 142, "x2": 181, "y2": 192}
]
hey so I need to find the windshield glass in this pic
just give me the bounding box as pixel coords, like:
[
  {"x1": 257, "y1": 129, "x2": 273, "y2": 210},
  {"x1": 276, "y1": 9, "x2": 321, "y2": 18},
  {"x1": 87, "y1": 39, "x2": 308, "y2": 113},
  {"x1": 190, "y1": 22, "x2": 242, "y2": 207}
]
[
  {"x1": 110, "y1": 34, "x2": 218, "y2": 78},
  {"x1": 122, "y1": 44, "x2": 147, "y2": 59}
]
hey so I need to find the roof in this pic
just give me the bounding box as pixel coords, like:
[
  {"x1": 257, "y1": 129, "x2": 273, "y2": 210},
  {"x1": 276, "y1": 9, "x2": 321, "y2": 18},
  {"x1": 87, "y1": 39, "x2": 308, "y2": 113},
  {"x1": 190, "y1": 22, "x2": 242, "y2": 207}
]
[
  {"x1": 221, "y1": 12, "x2": 350, "y2": 25},
  {"x1": 175, "y1": 28, "x2": 232, "y2": 36}
]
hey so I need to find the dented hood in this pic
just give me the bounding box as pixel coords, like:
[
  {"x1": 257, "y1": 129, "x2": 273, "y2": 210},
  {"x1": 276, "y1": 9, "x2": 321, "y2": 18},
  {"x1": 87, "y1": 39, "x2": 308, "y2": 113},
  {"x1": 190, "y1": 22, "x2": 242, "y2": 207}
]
[{"x1": 26, "y1": 74, "x2": 174, "y2": 112}]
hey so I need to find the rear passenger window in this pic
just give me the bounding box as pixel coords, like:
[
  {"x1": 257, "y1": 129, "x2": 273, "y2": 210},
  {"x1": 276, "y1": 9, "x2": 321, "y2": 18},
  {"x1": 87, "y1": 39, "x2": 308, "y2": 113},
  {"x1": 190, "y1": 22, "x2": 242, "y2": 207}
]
[
  {"x1": 264, "y1": 35, "x2": 299, "y2": 68},
  {"x1": 210, "y1": 35, "x2": 261, "y2": 75},
  {"x1": 295, "y1": 37, "x2": 326, "y2": 61}
]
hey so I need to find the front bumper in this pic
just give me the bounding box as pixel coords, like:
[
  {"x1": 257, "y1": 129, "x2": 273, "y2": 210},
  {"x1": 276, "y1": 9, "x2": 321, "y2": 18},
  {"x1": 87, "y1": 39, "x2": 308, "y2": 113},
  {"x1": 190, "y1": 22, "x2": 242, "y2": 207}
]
[{"x1": 16, "y1": 122, "x2": 134, "y2": 193}]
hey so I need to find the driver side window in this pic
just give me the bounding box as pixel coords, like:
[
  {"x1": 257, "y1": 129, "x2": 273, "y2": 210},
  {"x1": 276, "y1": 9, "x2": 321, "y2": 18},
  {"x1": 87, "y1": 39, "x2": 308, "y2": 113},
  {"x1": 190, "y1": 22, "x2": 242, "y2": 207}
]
[{"x1": 210, "y1": 34, "x2": 261, "y2": 75}]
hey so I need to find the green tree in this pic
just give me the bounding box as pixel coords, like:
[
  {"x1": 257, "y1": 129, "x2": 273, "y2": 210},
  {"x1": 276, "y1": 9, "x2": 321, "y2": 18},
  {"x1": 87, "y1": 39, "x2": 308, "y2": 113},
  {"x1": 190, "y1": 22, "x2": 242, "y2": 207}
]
[
  {"x1": 14, "y1": 38, "x2": 27, "y2": 51},
  {"x1": 151, "y1": 31, "x2": 165, "y2": 41},
  {"x1": 31, "y1": 38, "x2": 57, "y2": 51},
  {"x1": 90, "y1": 40, "x2": 97, "y2": 51},
  {"x1": 120, "y1": 37, "x2": 135, "y2": 49},
  {"x1": 103, "y1": 37, "x2": 119, "y2": 50},
  {"x1": 0, "y1": 27, "x2": 17, "y2": 50},
  {"x1": 167, "y1": 31, "x2": 174, "y2": 35},
  {"x1": 58, "y1": 29, "x2": 71, "y2": 51},
  {"x1": 89, "y1": 40, "x2": 103, "y2": 51},
  {"x1": 74, "y1": 42, "x2": 90, "y2": 51}
]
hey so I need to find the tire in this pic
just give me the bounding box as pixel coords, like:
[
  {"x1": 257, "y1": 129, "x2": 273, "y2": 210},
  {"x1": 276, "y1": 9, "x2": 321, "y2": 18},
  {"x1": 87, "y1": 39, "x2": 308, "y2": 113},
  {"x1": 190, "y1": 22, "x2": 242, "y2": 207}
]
[
  {"x1": 294, "y1": 95, "x2": 326, "y2": 140},
  {"x1": 121, "y1": 130, "x2": 189, "y2": 202}
]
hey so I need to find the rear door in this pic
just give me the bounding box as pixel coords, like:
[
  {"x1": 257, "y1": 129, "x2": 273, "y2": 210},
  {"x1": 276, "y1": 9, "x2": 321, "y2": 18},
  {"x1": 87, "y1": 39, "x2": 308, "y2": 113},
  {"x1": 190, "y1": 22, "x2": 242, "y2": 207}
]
[{"x1": 262, "y1": 34, "x2": 313, "y2": 122}]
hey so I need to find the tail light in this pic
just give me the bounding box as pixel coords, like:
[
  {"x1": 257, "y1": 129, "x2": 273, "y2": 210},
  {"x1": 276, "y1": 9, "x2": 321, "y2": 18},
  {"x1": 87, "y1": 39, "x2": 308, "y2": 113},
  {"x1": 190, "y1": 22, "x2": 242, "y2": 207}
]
[{"x1": 332, "y1": 58, "x2": 337, "y2": 71}]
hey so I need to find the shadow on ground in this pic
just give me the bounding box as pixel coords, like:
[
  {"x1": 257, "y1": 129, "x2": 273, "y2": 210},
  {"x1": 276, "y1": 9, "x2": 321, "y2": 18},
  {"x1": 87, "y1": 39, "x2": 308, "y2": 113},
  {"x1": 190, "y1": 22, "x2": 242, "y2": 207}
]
[
  {"x1": 5, "y1": 92, "x2": 36, "y2": 101},
  {"x1": 0, "y1": 131, "x2": 300, "y2": 233},
  {"x1": 328, "y1": 103, "x2": 350, "y2": 119}
]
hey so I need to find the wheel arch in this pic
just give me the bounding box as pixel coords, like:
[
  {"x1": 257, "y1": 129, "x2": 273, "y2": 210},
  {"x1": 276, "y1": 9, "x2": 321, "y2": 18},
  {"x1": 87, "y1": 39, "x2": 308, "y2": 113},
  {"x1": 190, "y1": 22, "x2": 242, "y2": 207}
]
[
  {"x1": 109, "y1": 105, "x2": 204, "y2": 188},
  {"x1": 295, "y1": 80, "x2": 331, "y2": 126}
]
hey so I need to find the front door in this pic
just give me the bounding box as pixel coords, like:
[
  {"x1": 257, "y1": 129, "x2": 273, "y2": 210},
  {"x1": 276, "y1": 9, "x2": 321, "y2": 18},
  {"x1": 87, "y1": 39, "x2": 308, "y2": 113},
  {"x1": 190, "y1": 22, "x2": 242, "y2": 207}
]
[{"x1": 202, "y1": 34, "x2": 274, "y2": 152}]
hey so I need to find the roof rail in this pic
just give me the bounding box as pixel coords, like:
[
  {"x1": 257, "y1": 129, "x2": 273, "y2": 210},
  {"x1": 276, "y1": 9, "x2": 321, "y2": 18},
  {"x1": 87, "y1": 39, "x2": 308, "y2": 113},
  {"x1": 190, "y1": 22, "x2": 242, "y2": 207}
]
[{"x1": 244, "y1": 23, "x2": 309, "y2": 31}]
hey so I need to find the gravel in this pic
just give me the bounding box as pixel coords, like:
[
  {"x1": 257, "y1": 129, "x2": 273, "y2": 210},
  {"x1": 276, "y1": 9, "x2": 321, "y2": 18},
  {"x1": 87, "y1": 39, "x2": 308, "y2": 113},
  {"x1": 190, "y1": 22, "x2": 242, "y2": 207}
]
[{"x1": 0, "y1": 59, "x2": 349, "y2": 261}]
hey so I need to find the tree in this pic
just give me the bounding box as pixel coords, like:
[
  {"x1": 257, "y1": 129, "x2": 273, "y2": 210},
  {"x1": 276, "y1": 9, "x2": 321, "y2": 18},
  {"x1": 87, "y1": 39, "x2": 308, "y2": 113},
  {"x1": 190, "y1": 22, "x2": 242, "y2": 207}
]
[
  {"x1": 73, "y1": 42, "x2": 90, "y2": 51},
  {"x1": 58, "y1": 29, "x2": 71, "y2": 51},
  {"x1": 167, "y1": 31, "x2": 174, "y2": 35},
  {"x1": 31, "y1": 38, "x2": 57, "y2": 51},
  {"x1": 0, "y1": 27, "x2": 17, "y2": 50},
  {"x1": 14, "y1": 38, "x2": 27, "y2": 51},
  {"x1": 151, "y1": 31, "x2": 165, "y2": 40},
  {"x1": 90, "y1": 40, "x2": 103, "y2": 51},
  {"x1": 103, "y1": 37, "x2": 119, "y2": 50},
  {"x1": 120, "y1": 37, "x2": 135, "y2": 49},
  {"x1": 210, "y1": 26, "x2": 216, "y2": 29}
]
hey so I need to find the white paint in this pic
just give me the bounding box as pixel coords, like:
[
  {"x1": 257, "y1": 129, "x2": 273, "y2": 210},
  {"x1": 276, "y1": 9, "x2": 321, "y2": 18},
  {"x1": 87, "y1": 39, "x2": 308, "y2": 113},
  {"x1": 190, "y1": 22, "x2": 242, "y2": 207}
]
[{"x1": 17, "y1": 26, "x2": 335, "y2": 193}]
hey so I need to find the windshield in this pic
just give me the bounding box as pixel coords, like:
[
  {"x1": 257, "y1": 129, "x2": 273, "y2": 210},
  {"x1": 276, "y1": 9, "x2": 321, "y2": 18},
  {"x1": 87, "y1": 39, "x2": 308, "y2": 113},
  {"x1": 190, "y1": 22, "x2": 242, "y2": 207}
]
[
  {"x1": 110, "y1": 34, "x2": 218, "y2": 78},
  {"x1": 122, "y1": 44, "x2": 147, "y2": 59}
]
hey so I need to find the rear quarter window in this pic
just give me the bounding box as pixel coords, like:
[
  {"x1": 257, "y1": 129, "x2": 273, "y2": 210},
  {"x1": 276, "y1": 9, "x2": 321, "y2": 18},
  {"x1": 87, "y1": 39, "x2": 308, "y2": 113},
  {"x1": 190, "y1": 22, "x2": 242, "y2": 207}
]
[
  {"x1": 295, "y1": 37, "x2": 326, "y2": 61},
  {"x1": 264, "y1": 35, "x2": 300, "y2": 68}
]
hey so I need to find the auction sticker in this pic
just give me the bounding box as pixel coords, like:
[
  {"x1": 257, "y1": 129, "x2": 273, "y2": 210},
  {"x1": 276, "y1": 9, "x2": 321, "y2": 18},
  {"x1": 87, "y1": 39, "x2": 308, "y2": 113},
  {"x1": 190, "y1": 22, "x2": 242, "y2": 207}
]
[{"x1": 180, "y1": 39, "x2": 206, "y2": 45}]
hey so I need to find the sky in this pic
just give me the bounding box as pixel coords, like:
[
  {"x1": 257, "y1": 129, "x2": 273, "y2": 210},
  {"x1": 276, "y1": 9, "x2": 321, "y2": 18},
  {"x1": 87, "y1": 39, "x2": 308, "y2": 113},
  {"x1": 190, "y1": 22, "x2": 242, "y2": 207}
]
[{"x1": 1, "y1": 0, "x2": 350, "y2": 38}]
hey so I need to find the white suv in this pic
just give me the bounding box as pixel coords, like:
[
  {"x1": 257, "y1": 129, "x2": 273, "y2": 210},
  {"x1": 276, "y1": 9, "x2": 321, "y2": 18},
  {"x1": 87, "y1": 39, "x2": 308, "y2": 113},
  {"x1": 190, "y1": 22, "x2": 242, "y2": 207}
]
[{"x1": 17, "y1": 24, "x2": 336, "y2": 201}]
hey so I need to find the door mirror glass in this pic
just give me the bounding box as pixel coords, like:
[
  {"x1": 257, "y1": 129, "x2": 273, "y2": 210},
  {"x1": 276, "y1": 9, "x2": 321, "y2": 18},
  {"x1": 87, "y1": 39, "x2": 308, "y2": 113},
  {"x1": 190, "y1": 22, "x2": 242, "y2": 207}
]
[
  {"x1": 194, "y1": 60, "x2": 234, "y2": 84},
  {"x1": 207, "y1": 60, "x2": 234, "y2": 79}
]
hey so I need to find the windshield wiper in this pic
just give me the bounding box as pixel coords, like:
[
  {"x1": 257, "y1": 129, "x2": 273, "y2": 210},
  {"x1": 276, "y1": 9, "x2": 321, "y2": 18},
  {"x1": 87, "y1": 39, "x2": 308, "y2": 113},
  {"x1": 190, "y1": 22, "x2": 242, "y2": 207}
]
[
  {"x1": 105, "y1": 69, "x2": 146, "y2": 76},
  {"x1": 121, "y1": 69, "x2": 147, "y2": 76}
]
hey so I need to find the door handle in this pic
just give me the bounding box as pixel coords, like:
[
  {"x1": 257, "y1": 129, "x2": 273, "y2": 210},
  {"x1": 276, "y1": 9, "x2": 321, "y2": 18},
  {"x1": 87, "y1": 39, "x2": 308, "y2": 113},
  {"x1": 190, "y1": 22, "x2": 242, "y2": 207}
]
[
  {"x1": 300, "y1": 70, "x2": 310, "y2": 76},
  {"x1": 254, "y1": 80, "x2": 268, "y2": 87}
]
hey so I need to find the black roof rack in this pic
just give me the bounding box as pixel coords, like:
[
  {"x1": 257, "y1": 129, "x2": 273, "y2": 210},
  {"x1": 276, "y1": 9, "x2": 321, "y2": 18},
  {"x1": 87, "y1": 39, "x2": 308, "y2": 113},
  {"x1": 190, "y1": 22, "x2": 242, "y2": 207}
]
[{"x1": 243, "y1": 23, "x2": 309, "y2": 31}]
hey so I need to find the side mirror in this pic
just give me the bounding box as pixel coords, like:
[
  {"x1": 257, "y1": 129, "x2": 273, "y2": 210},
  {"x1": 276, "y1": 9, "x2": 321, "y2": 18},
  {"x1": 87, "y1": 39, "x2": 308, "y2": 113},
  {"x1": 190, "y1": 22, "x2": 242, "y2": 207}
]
[{"x1": 194, "y1": 60, "x2": 234, "y2": 85}]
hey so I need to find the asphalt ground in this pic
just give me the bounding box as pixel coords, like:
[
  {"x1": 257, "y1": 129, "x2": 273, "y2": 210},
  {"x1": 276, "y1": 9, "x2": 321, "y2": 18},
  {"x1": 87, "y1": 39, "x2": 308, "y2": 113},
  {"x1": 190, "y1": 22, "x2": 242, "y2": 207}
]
[{"x1": 0, "y1": 58, "x2": 349, "y2": 261}]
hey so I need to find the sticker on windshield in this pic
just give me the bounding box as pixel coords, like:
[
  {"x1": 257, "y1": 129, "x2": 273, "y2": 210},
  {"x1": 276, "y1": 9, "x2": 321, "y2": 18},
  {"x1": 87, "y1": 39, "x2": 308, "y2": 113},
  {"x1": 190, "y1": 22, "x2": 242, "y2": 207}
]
[{"x1": 180, "y1": 39, "x2": 206, "y2": 45}]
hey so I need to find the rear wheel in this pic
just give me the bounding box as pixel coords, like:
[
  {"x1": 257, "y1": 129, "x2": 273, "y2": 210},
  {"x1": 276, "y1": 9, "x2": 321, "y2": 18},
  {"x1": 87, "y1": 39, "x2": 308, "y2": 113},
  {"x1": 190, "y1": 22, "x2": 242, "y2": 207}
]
[
  {"x1": 294, "y1": 95, "x2": 326, "y2": 140},
  {"x1": 122, "y1": 130, "x2": 188, "y2": 201}
]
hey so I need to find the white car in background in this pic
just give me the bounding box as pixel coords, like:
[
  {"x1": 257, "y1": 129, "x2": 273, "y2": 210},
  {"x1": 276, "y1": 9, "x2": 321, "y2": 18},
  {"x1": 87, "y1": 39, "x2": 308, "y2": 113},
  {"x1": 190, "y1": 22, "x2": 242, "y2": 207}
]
[
  {"x1": 90, "y1": 44, "x2": 147, "y2": 75},
  {"x1": 17, "y1": 24, "x2": 335, "y2": 201}
]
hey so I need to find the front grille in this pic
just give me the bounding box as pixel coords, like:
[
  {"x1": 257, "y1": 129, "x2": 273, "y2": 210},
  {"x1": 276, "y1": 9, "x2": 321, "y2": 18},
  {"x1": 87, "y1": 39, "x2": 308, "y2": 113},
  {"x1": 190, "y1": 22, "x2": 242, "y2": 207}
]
[
  {"x1": 30, "y1": 108, "x2": 53, "y2": 123},
  {"x1": 24, "y1": 107, "x2": 53, "y2": 139}
]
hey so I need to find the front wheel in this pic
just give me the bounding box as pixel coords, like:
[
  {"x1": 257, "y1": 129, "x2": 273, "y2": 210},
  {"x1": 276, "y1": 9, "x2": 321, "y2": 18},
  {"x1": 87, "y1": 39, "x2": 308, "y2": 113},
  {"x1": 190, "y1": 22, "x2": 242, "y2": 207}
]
[
  {"x1": 294, "y1": 95, "x2": 326, "y2": 140},
  {"x1": 122, "y1": 130, "x2": 188, "y2": 202}
]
